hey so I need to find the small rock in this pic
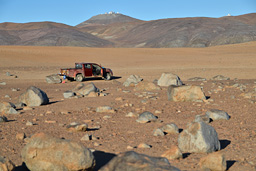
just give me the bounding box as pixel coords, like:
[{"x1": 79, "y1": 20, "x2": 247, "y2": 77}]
[
  {"x1": 199, "y1": 152, "x2": 226, "y2": 171},
  {"x1": 103, "y1": 115, "x2": 111, "y2": 119},
  {"x1": 206, "y1": 109, "x2": 230, "y2": 121},
  {"x1": 26, "y1": 121, "x2": 34, "y2": 126},
  {"x1": 125, "y1": 112, "x2": 137, "y2": 117},
  {"x1": 161, "y1": 123, "x2": 179, "y2": 134},
  {"x1": 16, "y1": 133, "x2": 26, "y2": 141},
  {"x1": 23, "y1": 106, "x2": 33, "y2": 111},
  {"x1": 96, "y1": 106, "x2": 115, "y2": 113},
  {"x1": 0, "y1": 82, "x2": 6, "y2": 85},
  {"x1": 123, "y1": 75, "x2": 143, "y2": 87},
  {"x1": 136, "y1": 111, "x2": 158, "y2": 123},
  {"x1": 94, "y1": 142, "x2": 100, "y2": 147},
  {"x1": 211, "y1": 75, "x2": 230, "y2": 80},
  {"x1": 0, "y1": 116, "x2": 8, "y2": 122},
  {"x1": 188, "y1": 77, "x2": 207, "y2": 81},
  {"x1": 63, "y1": 91, "x2": 75, "y2": 98},
  {"x1": 126, "y1": 145, "x2": 134, "y2": 150},
  {"x1": 153, "y1": 128, "x2": 165, "y2": 136},
  {"x1": 138, "y1": 143, "x2": 151, "y2": 149},
  {"x1": 162, "y1": 146, "x2": 183, "y2": 160},
  {"x1": 81, "y1": 134, "x2": 90, "y2": 141},
  {"x1": 194, "y1": 115, "x2": 210, "y2": 123},
  {"x1": 67, "y1": 122, "x2": 88, "y2": 132},
  {"x1": 6, "y1": 72, "x2": 11, "y2": 76},
  {"x1": 4, "y1": 95, "x2": 10, "y2": 98}
]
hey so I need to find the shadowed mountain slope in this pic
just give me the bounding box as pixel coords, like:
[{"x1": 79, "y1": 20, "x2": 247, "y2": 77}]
[
  {"x1": 0, "y1": 13, "x2": 255, "y2": 47},
  {"x1": 0, "y1": 22, "x2": 113, "y2": 47},
  {"x1": 78, "y1": 13, "x2": 256, "y2": 47}
]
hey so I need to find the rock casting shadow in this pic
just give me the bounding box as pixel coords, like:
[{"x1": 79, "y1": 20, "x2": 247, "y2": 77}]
[
  {"x1": 220, "y1": 139, "x2": 231, "y2": 150},
  {"x1": 93, "y1": 150, "x2": 116, "y2": 171}
]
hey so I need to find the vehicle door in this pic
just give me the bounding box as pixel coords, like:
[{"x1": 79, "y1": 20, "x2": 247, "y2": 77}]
[{"x1": 84, "y1": 64, "x2": 93, "y2": 76}]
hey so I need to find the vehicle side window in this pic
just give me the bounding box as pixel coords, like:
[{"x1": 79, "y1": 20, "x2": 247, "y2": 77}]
[
  {"x1": 75, "y1": 64, "x2": 82, "y2": 69},
  {"x1": 85, "y1": 64, "x2": 91, "y2": 69}
]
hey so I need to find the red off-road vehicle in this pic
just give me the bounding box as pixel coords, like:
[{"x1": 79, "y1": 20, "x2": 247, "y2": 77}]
[{"x1": 59, "y1": 63, "x2": 113, "y2": 82}]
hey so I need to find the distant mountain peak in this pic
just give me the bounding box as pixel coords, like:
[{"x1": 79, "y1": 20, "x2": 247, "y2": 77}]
[{"x1": 76, "y1": 13, "x2": 141, "y2": 28}]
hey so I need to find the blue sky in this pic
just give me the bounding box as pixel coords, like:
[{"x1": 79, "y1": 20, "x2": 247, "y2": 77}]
[{"x1": 0, "y1": 0, "x2": 255, "y2": 26}]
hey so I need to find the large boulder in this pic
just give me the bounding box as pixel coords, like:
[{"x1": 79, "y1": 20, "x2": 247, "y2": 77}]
[
  {"x1": 167, "y1": 85, "x2": 206, "y2": 102},
  {"x1": 0, "y1": 156, "x2": 15, "y2": 171},
  {"x1": 123, "y1": 75, "x2": 143, "y2": 87},
  {"x1": 18, "y1": 86, "x2": 49, "y2": 107},
  {"x1": 21, "y1": 133, "x2": 95, "y2": 171},
  {"x1": 100, "y1": 151, "x2": 180, "y2": 171},
  {"x1": 178, "y1": 122, "x2": 220, "y2": 153},
  {"x1": 45, "y1": 74, "x2": 62, "y2": 84},
  {"x1": 72, "y1": 82, "x2": 99, "y2": 96},
  {"x1": 135, "y1": 81, "x2": 161, "y2": 91},
  {"x1": 0, "y1": 102, "x2": 19, "y2": 114},
  {"x1": 157, "y1": 73, "x2": 183, "y2": 87}
]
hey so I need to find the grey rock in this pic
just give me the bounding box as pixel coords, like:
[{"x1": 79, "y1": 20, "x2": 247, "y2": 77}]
[
  {"x1": 194, "y1": 115, "x2": 210, "y2": 123},
  {"x1": 6, "y1": 72, "x2": 11, "y2": 76},
  {"x1": 21, "y1": 133, "x2": 95, "y2": 171},
  {"x1": 136, "y1": 111, "x2": 158, "y2": 123},
  {"x1": 123, "y1": 75, "x2": 143, "y2": 87},
  {"x1": 157, "y1": 73, "x2": 183, "y2": 87},
  {"x1": 45, "y1": 74, "x2": 62, "y2": 84},
  {"x1": 211, "y1": 75, "x2": 230, "y2": 80},
  {"x1": 100, "y1": 151, "x2": 180, "y2": 171},
  {"x1": 73, "y1": 82, "x2": 99, "y2": 96},
  {"x1": 188, "y1": 77, "x2": 207, "y2": 81},
  {"x1": 18, "y1": 86, "x2": 49, "y2": 107},
  {"x1": 0, "y1": 82, "x2": 6, "y2": 85},
  {"x1": 96, "y1": 106, "x2": 115, "y2": 113},
  {"x1": 178, "y1": 122, "x2": 220, "y2": 153},
  {"x1": 63, "y1": 91, "x2": 75, "y2": 98},
  {"x1": 167, "y1": 85, "x2": 206, "y2": 102},
  {"x1": 161, "y1": 123, "x2": 179, "y2": 134},
  {"x1": 0, "y1": 116, "x2": 8, "y2": 122},
  {"x1": 153, "y1": 128, "x2": 165, "y2": 136},
  {"x1": 206, "y1": 109, "x2": 230, "y2": 121},
  {"x1": 0, "y1": 102, "x2": 19, "y2": 114}
]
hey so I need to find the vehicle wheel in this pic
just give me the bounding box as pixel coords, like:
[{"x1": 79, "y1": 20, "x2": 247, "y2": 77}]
[
  {"x1": 76, "y1": 74, "x2": 83, "y2": 82},
  {"x1": 105, "y1": 73, "x2": 112, "y2": 80}
]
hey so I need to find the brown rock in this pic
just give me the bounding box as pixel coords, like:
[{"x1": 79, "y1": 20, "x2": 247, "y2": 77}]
[
  {"x1": 168, "y1": 85, "x2": 206, "y2": 102},
  {"x1": 16, "y1": 133, "x2": 26, "y2": 141},
  {"x1": 21, "y1": 133, "x2": 95, "y2": 171},
  {"x1": 135, "y1": 81, "x2": 161, "y2": 91},
  {"x1": 199, "y1": 152, "x2": 227, "y2": 171},
  {"x1": 162, "y1": 145, "x2": 183, "y2": 160}
]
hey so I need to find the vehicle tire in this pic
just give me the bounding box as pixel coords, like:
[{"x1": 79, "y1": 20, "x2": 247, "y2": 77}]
[
  {"x1": 76, "y1": 74, "x2": 83, "y2": 82},
  {"x1": 105, "y1": 73, "x2": 112, "y2": 80}
]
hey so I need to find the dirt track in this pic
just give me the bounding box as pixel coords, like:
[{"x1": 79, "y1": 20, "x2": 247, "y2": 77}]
[{"x1": 0, "y1": 42, "x2": 256, "y2": 170}]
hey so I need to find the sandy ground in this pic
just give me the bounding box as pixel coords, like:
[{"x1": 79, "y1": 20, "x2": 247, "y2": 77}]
[{"x1": 0, "y1": 42, "x2": 256, "y2": 170}]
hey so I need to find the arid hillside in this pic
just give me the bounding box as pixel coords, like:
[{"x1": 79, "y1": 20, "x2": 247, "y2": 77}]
[{"x1": 0, "y1": 13, "x2": 256, "y2": 47}]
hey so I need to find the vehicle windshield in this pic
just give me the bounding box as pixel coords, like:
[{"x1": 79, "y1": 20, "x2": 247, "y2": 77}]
[{"x1": 75, "y1": 64, "x2": 82, "y2": 69}]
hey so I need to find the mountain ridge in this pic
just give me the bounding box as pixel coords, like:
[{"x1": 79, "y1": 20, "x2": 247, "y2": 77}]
[{"x1": 0, "y1": 13, "x2": 256, "y2": 48}]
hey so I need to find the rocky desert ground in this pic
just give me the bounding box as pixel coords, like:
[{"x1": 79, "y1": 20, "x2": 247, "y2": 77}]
[{"x1": 0, "y1": 42, "x2": 256, "y2": 170}]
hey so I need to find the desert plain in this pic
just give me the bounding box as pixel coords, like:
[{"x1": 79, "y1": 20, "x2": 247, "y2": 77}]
[{"x1": 0, "y1": 42, "x2": 256, "y2": 170}]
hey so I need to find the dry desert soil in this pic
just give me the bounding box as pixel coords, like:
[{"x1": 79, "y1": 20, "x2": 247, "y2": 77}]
[{"x1": 0, "y1": 42, "x2": 256, "y2": 170}]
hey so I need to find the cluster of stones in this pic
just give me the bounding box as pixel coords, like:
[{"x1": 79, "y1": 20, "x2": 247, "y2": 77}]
[{"x1": 0, "y1": 72, "x2": 236, "y2": 171}]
